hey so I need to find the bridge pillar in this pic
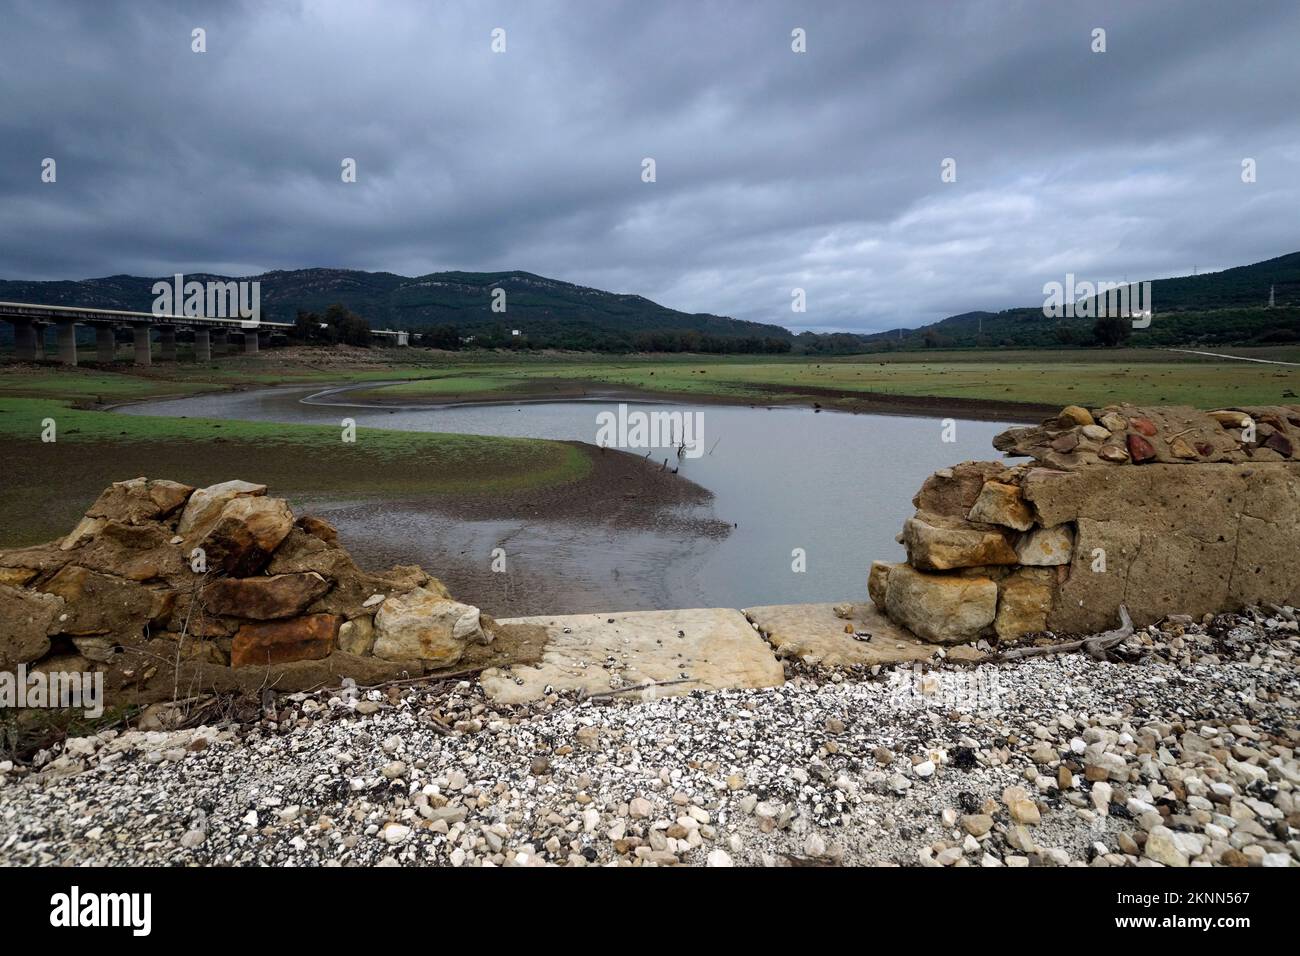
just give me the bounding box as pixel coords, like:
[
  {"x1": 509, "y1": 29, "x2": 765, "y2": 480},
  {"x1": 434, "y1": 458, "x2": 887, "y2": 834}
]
[
  {"x1": 11, "y1": 320, "x2": 38, "y2": 361},
  {"x1": 132, "y1": 325, "x2": 152, "y2": 366},
  {"x1": 243, "y1": 330, "x2": 259, "y2": 354},
  {"x1": 257, "y1": 330, "x2": 271, "y2": 350},
  {"x1": 34, "y1": 322, "x2": 50, "y2": 360},
  {"x1": 95, "y1": 324, "x2": 116, "y2": 363},
  {"x1": 194, "y1": 329, "x2": 211, "y2": 362},
  {"x1": 56, "y1": 319, "x2": 78, "y2": 366},
  {"x1": 212, "y1": 330, "x2": 228, "y2": 356},
  {"x1": 159, "y1": 325, "x2": 178, "y2": 362}
]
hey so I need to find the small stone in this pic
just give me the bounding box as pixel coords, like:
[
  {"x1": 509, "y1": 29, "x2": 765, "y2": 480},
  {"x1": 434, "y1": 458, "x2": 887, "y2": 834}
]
[
  {"x1": 1098, "y1": 443, "x2": 1129, "y2": 462},
  {"x1": 1060, "y1": 405, "x2": 1095, "y2": 427},
  {"x1": 1030, "y1": 742, "x2": 1057, "y2": 766},
  {"x1": 961, "y1": 814, "x2": 993, "y2": 837},
  {"x1": 383, "y1": 823, "x2": 411, "y2": 845},
  {"x1": 1091, "y1": 781, "x2": 1113, "y2": 814},
  {"x1": 1126, "y1": 433, "x2": 1156, "y2": 463},
  {"x1": 1144, "y1": 825, "x2": 1189, "y2": 867}
]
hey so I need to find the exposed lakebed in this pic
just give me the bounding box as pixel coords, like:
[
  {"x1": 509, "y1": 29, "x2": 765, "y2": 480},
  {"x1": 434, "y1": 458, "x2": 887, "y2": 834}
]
[{"x1": 119, "y1": 385, "x2": 1013, "y2": 615}]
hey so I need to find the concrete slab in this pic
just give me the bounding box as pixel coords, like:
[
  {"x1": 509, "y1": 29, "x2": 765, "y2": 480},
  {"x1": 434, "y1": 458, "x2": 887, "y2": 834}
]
[
  {"x1": 481, "y1": 607, "x2": 784, "y2": 704},
  {"x1": 743, "y1": 601, "x2": 988, "y2": 668}
]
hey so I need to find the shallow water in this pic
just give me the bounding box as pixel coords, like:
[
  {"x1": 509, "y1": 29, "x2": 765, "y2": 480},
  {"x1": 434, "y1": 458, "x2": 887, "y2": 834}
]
[{"x1": 121, "y1": 387, "x2": 1014, "y2": 611}]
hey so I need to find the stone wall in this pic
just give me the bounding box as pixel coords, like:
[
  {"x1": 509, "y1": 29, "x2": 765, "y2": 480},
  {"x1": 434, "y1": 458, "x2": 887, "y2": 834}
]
[
  {"x1": 0, "y1": 477, "x2": 496, "y2": 703},
  {"x1": 871, "y1": 403, "x2": 1300, "y2": 642}
]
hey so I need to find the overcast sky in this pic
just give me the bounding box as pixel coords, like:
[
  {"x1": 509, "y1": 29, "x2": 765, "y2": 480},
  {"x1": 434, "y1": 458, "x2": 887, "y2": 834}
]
[{"x1": 1, "y1": 0, "x2": 1297, "y2": 333}]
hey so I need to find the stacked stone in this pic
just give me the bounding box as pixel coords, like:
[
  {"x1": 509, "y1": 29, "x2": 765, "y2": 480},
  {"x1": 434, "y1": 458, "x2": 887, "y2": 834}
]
[
  {"x1": 869, "y1": 460, "x2": 1064, "y2": 645},
  {"x1": 993, "y1": 402, "x2": 1300, "y2": 469},
  {"x1": 871, "y1": 403, "x2": 1300, "y2": 645},
  {"x1": 0, "y1": 477, "x2": 494, "y2": 700}
]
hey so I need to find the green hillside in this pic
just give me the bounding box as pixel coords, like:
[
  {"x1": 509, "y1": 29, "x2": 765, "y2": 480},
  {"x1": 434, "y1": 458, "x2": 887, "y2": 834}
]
[
  {"x1": 0, "y1": 269, "x2": 792, "y2": 352},
  {"x1": 863, "y1": 251, "x2": 1300, "y2": 351}
]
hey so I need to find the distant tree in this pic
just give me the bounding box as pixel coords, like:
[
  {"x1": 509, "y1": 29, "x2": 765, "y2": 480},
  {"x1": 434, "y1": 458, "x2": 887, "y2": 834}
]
[
  {"x1": 1092, "y1": 314, "x2": 1131, "y2": 347},
  {"x1": 323, "y1": 303, "x2": 372, "y2": 346},
  {"x1": 419, "y1": 324, "x2": 462, "y2": 350},
  {"x1": 293, "y1": 309, "x2": 323, "y2": 343}
]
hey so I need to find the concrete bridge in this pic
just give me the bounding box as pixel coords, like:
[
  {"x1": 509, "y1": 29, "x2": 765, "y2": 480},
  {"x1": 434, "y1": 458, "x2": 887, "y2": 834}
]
[{"x1": 1, "y1": 301, "x2": 409, "y2": 366}]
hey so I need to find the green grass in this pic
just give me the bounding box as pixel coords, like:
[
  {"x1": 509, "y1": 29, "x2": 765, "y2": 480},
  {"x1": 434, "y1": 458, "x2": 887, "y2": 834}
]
[
  {"x1": 0, "y1": 396, "x2": 590, "y2": 496},
  {"x1": 5, "y1": 346, "x2": 1297, "y2": 422},
  {"x1": 337, "y1": 351, "x2": 1300, "y2": 410}
]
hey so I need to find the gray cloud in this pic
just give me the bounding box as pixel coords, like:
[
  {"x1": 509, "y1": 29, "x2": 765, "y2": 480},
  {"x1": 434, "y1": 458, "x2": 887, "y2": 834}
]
[{"x1": 1, "y1": 0, "x2": 1297, "y2": 332}]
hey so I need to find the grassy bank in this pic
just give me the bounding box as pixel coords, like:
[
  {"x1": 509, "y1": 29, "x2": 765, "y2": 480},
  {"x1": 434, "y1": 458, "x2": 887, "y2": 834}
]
[
  {"x1": 0, "y1": 394, "x2": 589, "y2": 545},
  {"x1": 6, "y1": 345, "x2": 1295, "y2": 412},
  {"x1": 336, "y1": 348, "x2": 1300, "y2": 411}
]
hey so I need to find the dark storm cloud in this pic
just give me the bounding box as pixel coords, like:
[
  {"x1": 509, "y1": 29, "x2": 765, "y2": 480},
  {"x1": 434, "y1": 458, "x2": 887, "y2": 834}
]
[{"x1": 1, "y1": 0, "x2": 1297, "y2": 331}]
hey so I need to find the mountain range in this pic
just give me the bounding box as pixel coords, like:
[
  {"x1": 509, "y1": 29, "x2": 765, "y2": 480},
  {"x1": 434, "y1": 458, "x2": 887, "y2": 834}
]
[
  {"x1": 2, "y1": 250, "x2": 1297, "y2": 353},
  {"x1": 0, "y1": 269, "x2": 791, "y2": 351}
]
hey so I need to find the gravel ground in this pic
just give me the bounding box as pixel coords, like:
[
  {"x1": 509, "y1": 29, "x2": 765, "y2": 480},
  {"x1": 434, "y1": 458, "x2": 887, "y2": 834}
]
[{"x1": 2, "y1": 609, "x2": 1297, "y2": 868}]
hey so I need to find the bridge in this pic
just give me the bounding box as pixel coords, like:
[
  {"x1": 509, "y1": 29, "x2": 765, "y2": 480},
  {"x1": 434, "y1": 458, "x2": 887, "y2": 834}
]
[{"x1": 0, "y1": 301, "x2": 409, "y2": 366}]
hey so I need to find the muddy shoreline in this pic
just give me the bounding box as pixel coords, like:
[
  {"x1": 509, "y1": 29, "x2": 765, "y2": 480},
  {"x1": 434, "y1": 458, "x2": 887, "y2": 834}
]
[{"x1": 324, "y1": 378, "x2": 1053, "y2": 424}]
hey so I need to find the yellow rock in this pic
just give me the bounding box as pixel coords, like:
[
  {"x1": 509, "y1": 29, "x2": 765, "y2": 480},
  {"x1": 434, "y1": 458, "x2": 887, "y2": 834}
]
[{"x1": 1060, "y1": 405, "x2": 1095, "y2": 427}]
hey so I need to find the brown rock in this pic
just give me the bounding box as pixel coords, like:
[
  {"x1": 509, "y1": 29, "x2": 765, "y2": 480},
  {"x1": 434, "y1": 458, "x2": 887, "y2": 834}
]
[
  {"x1": 903, "y1": 514, "x2": 1018, "y2": 571},
  {"x1": 967, "y1": 481, "x2": 1035, "y2": 531},
  {"x1": 1127, "y1": 433, "x2": 1157, "y2": 462},
  {"x1": 61, "y1": 516, "x2": 108, "y2": 551},
  {"x1": 883, "y1": 564, "x2": 997, "y2": 644},
  {"x1": 71, "y1": 521, "x2": 183, "y2": 582},
  {"x1": 372, "y1": 587, "x2": 490, "y2": 665},
  {"x1": 1209, "y1": 410, "x2": 1251, "y2": 428},
  {"x1": 1169, "y1": 436, "x2": 1198, "y2": 460},
  {"x1": 202, "y1": 572, "x2": 332, "y2": 620},
  {"x1": 993, "y1": 568, "x2": 1054, "y2": 640},
  {"x1": 337, "y1": 615, "x2": 376, "y2": 655},
  {"x1": 0, "y1": 583, "x2": 63, "y2": 664},
  {"x1": 1014, "y1": 526, "x2": 1074, "y2": 566},
  {"x1": 297, "y1": 515, "x2": 339, "y2": 545},
  {"x1": 38, "y1": 565, "x2": 161, "y2": 636},
  {"x1": 1059, "y1": 405, "x2": 1094, "y2": 427},
  {"x1": 0, "y1": 567, "x2": 37, "y2": 587},
  {"x1": 1099, "y1": 412, "x2": 1127, "y2": 432},
  {"x1": 1130, "y1": 417, "x2": 1157, "y2": 436},
  {"x1": 1263, "y1": 431, "x2": 1294, "y2": 457},
  {"x1": 231, "y1": 614, "x2": 339, "y2": 668},
  {"x1": 1050, "y1": 432, "x2": 1080, "y2": 453},
  {"x1": 868, "y1": 560, "x2": 896, "y2": 609},
  {"x1": 911, "y1": 461, "x2": 1005, "y2": 519},
  {"x1": 196, "y1": 496, "x2": 294, "y2": 576},
  {"x1": 177, "y1": 479, "x2": 267, "y2": 537},
  {"x1": 1018, "y1": 464, "x2": 1299, "y2": 633},
  {"x1": 84, "y1": 477, "x2": 194, "y2": 525},
  {"x1": 1098, "y1": 443, "x2": 1129, "y2": 463}
]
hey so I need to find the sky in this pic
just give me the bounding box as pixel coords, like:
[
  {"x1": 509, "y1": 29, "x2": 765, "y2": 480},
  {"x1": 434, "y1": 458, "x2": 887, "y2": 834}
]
[{"x1": 1, "y1": 0, "x2": 1297, "y2": 333}]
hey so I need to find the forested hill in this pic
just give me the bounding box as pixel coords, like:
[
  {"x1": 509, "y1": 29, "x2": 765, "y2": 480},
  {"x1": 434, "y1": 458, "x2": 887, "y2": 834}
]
[{"x1": 0, "y1": 268, "x2": 794, "y2": 352}]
